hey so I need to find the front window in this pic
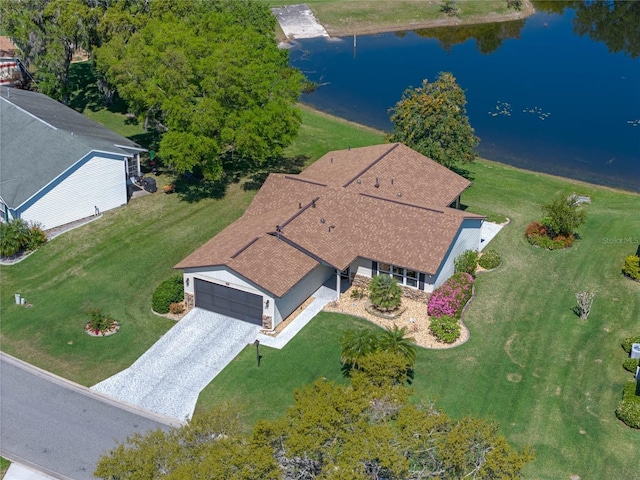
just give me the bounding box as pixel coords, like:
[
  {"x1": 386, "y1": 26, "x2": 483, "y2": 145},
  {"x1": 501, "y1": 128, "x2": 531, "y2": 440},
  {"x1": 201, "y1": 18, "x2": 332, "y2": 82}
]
[{"x1": 376, "y1": 263, "x2": 420, "y2": 289}]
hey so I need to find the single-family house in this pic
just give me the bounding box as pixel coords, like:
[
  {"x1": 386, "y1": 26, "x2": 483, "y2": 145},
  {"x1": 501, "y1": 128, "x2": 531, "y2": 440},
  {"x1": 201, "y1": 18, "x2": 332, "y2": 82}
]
[
  {"x1": 175, "y1": 143, "x2": 484, "y2": 330},
  {"x1": 0, "y1": 87, "x2": 145, "y2": 229}
]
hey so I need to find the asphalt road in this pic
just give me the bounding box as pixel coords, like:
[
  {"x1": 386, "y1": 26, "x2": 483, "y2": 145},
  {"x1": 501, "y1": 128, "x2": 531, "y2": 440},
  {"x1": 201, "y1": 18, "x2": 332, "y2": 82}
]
[{"x1": 0, "y1": 353, "x2": 179, "y2": 480}]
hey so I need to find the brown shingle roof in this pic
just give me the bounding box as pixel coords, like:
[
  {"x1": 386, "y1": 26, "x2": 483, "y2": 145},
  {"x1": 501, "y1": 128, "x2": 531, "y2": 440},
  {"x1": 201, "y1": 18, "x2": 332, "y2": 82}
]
[
  {"x1": 176, "y1": 144, "x2": 482, "y2": 296},
  {"x1": 301, "y1": 143, "x2": 471, "y2": 207}
]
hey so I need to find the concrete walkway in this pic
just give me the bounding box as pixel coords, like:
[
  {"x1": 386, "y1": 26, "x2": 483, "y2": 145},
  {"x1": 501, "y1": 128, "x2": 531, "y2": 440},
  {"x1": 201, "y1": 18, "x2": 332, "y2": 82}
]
[
  {"x1": 479, "y1": 220, "x2": 505, "y2": 251},
  {"x1": 91, "y1": 309, "x2": 260, "y2": 422},
  {"x1": 257, "y1": 285, "x2": 335, "y2": 349},
  {"x1": 271, "y1": 4, "x2": 328, "y2": 39}
]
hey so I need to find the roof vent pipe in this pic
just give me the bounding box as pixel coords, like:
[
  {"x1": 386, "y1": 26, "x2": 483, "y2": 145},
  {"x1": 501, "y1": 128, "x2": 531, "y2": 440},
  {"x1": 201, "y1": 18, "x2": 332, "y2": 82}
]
[
  {"x1": 330, "y1": 157, "x2": 333, "y2": 163},
  {"x1": 298, "y1": 202, "x2": 302, "y2": 209},
  {"x1": 391, "y1": 178, "x2": 394, "y2": 185},
  {"x1": 375, "y1": 177, "x2": 379, "y2": 188}
]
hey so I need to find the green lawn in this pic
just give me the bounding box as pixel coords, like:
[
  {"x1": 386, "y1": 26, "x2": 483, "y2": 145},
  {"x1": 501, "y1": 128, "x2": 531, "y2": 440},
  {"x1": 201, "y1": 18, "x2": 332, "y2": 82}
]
[{"x1": 200, "y1": 160, "x2": 640, "y2": 479}]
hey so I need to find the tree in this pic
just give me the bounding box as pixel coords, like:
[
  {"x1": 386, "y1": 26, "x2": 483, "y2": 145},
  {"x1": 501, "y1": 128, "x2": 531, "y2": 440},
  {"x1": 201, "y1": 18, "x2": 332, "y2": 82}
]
[
  {"x1": 0, "y1": 0, "x2": 101, "y2": 102},
  {"x1": 388, "y1": 72, "x2": 479, "y2": 169},
  {"x1": 541, "y1": 193, "x2": 587, "y2": 237},
  {"x1": 340, "y1": 328, "x2": 379, "y2": 368},
  {"x1": 95, "y1": 0, "x2": 304, "y2": 181},
  {"x1": 96, "y1": 367, "x2": 534, "y2": 479},
  {"x1": 94, "y1": 404, "x2": 279, "y2": 480},
  {"x1": 368, "y1": 273, "x2": 403, "y2": 312},
  {"x1": 378, "y1": 325, "x2": 416, "y2": 366}
]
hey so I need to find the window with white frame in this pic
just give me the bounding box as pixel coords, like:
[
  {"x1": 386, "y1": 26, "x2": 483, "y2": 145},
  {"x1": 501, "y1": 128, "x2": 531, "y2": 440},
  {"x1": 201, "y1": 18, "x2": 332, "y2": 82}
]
[{"x1": 377, "y1": 263, "x2": 419, "y2": 288}]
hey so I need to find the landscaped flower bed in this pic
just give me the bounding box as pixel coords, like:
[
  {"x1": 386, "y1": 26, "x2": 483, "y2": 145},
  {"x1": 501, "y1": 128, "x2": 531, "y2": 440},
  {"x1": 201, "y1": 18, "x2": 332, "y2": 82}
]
[
  {"x1": 427, "y1": 272, "x2": 474, "y2": 319},
  {"x1": 84, "y1": 308, "x2": 120, "y2": 337},
  {"x1": 427, "y1": 272, "x2": 474, "y2": 344}
]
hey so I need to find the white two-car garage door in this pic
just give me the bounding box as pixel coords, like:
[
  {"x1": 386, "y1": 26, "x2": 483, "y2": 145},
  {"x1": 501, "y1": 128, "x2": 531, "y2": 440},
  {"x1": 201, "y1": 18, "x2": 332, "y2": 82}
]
[{"x1": 194, "y1": 279, "x2": 263, "y2": 325}]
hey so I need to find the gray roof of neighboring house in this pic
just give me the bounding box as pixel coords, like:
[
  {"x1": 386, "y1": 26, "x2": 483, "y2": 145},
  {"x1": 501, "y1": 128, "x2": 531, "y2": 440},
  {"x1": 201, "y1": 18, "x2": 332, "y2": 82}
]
[{"x1": 0, "y1": 88, "x2": 142, "y2": 208}]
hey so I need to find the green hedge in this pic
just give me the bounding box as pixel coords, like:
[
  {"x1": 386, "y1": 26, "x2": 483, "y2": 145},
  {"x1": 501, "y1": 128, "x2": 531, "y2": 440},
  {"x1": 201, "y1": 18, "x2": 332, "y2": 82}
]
[
  {"x1": 152, "y1": 274, "x2": 185, "y2": 314},
  {"x1": 622, "y1": 255, "x2": 640, "y2": 280},
  {"x1": 454, "y1": 249, "x2": 478, "y2": 277},
  {"x1": 616, "y1": 381, "x2": 640, "y2": 429},
  {"x1": 622, "y1": 335, "x2": 640, "y2": 354},
  {"x1": 623, "y1": 358, "x2": 640, "y2": 373}
]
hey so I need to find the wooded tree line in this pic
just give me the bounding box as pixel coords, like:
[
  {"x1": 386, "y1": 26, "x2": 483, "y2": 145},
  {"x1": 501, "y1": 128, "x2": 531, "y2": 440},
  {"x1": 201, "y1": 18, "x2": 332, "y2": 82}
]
[
  {"x1": 0, "y1": 0, "x2": 304, "y2": 181},
  {"x1": 95, "y1": 351, "x2": 534, "y2": 479}
]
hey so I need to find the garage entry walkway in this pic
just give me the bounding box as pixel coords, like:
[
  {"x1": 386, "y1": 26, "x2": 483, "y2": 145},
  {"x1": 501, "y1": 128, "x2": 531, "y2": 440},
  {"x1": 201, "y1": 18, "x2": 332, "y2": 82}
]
[{"x1": 91, "y1": 309, "x2": 260, "y2": 422}]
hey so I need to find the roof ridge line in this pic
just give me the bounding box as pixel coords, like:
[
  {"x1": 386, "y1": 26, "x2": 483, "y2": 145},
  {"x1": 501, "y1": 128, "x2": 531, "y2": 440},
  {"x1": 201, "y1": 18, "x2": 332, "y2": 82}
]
[
  {"x1": 283, "y1": 175, "x2": 328, "y2": 187},
  {"x1": 342, "y1": 143, "x2": 399, "y2": 187},
  {"x1": 279, "y1": 196, "x2": 320, "y2": 230},
  {"x1": 230, "y1": 236, "x2": 261, "y2": 259},
  {"x1": 267, "y1": 231, "x2": 336, "y2": 269},
  {"x1": 1, "y1": 94, "x2": 59, "y2": 132},
  {"x1": 358, "y1": 192, "x2": 445, "y2": 214}
]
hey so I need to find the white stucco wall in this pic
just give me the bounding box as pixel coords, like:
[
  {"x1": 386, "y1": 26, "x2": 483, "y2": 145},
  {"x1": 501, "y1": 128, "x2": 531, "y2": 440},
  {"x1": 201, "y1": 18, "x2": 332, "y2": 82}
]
[
  {"x1": 274, "y1": 264, "x2": 334, "y2": 326},
  {"x1": 19, "y1": 154, "x2": 128, "y2": 229},
  {"x1": 432, "y1": 218, "x2": 483, "y2": 289}
]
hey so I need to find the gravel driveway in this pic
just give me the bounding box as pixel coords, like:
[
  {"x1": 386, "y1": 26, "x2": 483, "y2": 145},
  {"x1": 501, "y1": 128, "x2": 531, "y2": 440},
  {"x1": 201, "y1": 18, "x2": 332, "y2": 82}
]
[{"x1": 91, "y1": 308, "x2": 260, "y2": 422}]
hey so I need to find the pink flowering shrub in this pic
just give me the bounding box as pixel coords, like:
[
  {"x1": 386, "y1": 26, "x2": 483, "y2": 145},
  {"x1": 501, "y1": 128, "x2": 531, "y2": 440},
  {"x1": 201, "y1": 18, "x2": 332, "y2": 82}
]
[{"x1": 427, "y1": 272, "x2": 474, "y2": 319}]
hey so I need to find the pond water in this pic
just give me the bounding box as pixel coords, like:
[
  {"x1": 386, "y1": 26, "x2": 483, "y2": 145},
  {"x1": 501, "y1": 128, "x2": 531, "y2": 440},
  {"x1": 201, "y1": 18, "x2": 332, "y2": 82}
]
[{"x1": 289, "y1": 3, "x2": 640, "y2": 192}]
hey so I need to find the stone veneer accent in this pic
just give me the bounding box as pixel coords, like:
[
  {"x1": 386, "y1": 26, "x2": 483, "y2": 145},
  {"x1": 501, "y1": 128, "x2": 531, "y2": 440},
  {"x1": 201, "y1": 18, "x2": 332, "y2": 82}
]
[
  {"x1": 351, "y1": 274, "x2": 430, "y2": 302},
  {"x1": 262, "y1": 315, "x2": 273, "y2": 330},
  {"x1": 185, "y1": 292, "x2": 194, "y2": 309}
]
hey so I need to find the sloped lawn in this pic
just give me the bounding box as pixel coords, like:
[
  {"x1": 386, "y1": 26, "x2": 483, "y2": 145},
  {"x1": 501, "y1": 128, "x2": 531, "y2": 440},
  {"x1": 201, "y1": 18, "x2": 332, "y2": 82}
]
[{"x1": 201, "y1": 159, "x2": 640, "y2": 480}]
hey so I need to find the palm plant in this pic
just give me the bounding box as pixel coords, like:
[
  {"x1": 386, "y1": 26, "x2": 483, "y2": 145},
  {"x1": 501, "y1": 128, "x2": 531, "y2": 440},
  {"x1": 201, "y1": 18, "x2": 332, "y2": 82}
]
[
  {"x1": 340, "y1": 328, "x2": 379, "y2": 368},
  {"x1": 368, "y1": 274, "x2": 402, "y2": 312},
  {"x1": 378, "y1": 325, "x2": 416, "y2": 367},
  {"x1": 0, "y1": 219, "x2": 31, "y2": 257}
]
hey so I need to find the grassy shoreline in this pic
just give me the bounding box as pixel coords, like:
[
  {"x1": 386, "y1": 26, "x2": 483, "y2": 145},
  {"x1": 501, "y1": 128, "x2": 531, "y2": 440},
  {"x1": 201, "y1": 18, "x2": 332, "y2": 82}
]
[{"x1": 267, "y1": 0, "x2": 535, "y2": 39}]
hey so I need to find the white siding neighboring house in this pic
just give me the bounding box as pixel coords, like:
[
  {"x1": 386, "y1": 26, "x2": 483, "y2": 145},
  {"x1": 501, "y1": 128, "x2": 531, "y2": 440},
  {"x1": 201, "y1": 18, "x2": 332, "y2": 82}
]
[{"x1": 0, "y1": 88, "x2": 144, "y2": 230}]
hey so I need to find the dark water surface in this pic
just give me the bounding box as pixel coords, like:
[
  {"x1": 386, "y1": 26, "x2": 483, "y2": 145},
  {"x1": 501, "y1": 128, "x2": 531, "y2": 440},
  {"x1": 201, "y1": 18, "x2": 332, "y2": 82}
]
[{"x1": 289, "y1": 5, "x2": 640, "y2": 192}]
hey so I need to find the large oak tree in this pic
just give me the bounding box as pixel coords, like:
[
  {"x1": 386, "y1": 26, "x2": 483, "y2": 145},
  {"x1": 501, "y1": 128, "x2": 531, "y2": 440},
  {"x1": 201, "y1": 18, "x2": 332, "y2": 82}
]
[{"x1": 95, "y1": 0, "x2": 304, "y2": 181}]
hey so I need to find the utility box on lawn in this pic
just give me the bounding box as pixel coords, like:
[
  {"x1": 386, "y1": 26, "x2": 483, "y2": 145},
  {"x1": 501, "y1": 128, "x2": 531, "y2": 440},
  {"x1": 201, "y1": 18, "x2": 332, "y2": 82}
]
[{"x1": 143, "y1": 177, "x2": 157, "y2": 193}]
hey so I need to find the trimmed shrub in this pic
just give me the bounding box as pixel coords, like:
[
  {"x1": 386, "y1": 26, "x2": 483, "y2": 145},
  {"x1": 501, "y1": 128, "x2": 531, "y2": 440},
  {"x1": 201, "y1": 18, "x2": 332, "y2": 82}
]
[
  {"x1": 525, "y1": 220, "x2": 575, "y2": 250},
  {"x1": 429, "y1": 315, "x2": 461, "y2": 344},
  {"x1": 454, "y1": 249, "x2": 478, "y2": 277},
  {"x1": 152, "y1": 275, "x2": 185, "y2": 314},
  {"x1": 427, "y1": 272, "x2": 474, "y2": 319},
  {"x1": 622, "y1": 255, "x2": 640, "y2": 280},
  {"x1": 623, "y1": 358, "x2": 640, "y2": 373},
  {"x1": 478, "y1": 249, "x2": 501, "y2": 270},
  {"x1": 25, "y1": 224, "x2": 47, "y2": 251},
  {"x1": 616, "y1": 381, "x2": 640, "y2": 429},
  {"x1": 169, "y1": 302, "x2": 185, "y2": 315},
  {"x1": 622, "y1": 335, "x2": 640, "y2": 354}
]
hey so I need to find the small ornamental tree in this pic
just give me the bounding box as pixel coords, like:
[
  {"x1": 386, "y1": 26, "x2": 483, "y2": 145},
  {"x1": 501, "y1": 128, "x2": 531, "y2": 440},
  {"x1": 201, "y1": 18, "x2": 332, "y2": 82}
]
[
  {"x1": 369, "y1": 274, "x2": 403, "y2": 312},
  {"x1": 541, "y1": 193, "x2": 587, "y2": 237},
  {"x1": 388, "y1": 72, "x2": 479, "y2": 169}
]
